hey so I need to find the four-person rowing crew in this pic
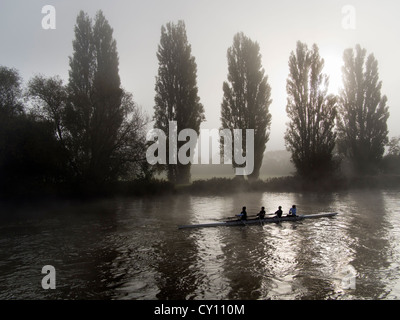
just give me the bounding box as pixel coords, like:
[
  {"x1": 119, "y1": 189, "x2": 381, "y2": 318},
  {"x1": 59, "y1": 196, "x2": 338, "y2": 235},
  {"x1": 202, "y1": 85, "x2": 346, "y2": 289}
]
[{"x1": 235, "y1": 205, "x2": 297, "y2": 221}]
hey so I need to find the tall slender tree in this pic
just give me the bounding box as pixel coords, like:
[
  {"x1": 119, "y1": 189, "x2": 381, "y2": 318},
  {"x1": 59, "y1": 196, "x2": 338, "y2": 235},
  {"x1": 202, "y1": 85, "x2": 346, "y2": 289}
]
[
  {"x1": 220, "y1": 32, "x2": 272, "y2": 180},
  {"x1": 284, "y1": 41, "x2": 337, "y2": 179},
  {"x1": 90, "y1": 11, "x2": 124, "y2": 183},
  {"x1": 153, "y1": 20, "x2": 204, "y2": 184},
  {"x1": 337, "y1": 44, "x2": 390, "y2": 174},
  {"x1": 65, "y1": 10, "x2": 147, "y2": 185},
  {"x1": 65, "y1": 11, "x2": 95, "y2": 181}
]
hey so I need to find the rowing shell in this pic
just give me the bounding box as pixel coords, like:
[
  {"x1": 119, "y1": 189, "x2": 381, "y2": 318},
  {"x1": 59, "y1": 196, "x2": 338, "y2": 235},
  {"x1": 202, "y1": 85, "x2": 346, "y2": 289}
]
[{"x1": 178, "y1": 212, "x2": 338, "y2": 229}]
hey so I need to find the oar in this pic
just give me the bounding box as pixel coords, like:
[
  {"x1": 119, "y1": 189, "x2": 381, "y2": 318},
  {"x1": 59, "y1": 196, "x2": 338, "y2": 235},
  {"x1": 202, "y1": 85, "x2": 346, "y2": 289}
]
[
  {"x1": 215, "y1": 215, "x2": 249, "y2": 222},
  {"x1": 257, "y1": 215, "x2": 263, "y2": 226},
  {"x1": 218, "y1": 213, "x2": 275, "y2": 221},
  {"x1": 258, "y1": 213, "x2": 277, "y2": 219},
  {"x1": 216, "y1": 215, "x2": 248, "y2": 224},
  {"x1": 222, "y1": 214, "x2": 258, "y2": 220},
  {"x1": 220, "y1": 216, "x2": 239, "y2": 220},
  {"x1": 245, "y1": 214, "x2": 259, "y2": 219}
]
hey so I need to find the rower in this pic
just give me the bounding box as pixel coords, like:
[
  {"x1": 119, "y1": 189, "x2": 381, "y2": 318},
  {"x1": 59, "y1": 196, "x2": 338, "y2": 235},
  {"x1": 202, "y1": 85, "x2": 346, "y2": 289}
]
[
  {"x1": 275, "y1": 206, "x2": 283, "y2": 218},
  {"x1": 236, "y1": 206, "x2": 247, "y2": 220},
  {"x1": 257, "y1": 207, "x2": 266, "y2": 219},
  {"x1": 288, "y1": 205, "x2": 297, "y2": 217}
]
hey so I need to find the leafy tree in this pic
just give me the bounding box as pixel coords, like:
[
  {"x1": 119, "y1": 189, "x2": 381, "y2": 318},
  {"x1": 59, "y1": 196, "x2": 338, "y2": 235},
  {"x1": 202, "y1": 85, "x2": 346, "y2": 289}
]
[
  {"x1": 153, "y1": 20, "x2": 204, "y2": 184},
  {"x1": 381, "y1": 136, "x2": 400, "y2": 174},
  {"x1": 65, "y1": 10, "x2": 148, "y2": 185},
  {"x1": 220, "y1": 32, "x2": 272, "y2": 180},
  {"x1": 0, "y1": 116, "x2": 67, "y2": 194},
  {"x1": 27, "y1": 75, "x2": 67, "y2": 143},
  {"x1": 108, "y1": 90, "x2": 150, "y2": 181},
  {"x1": 284, "y1": 41, "x2": 338, "y2": 179},
  {"x1": 0, "y1": 68, "x2": 67, "y2": 197},
  {"x1": 0, "y1": 66, "x2": 24, "y2": 117},
  {"x1": 337, "y1": 44, "x2": 390, "y2": 174},
  {"x1": 387, "y1": 136, "x2": 400, "y2": 156}
]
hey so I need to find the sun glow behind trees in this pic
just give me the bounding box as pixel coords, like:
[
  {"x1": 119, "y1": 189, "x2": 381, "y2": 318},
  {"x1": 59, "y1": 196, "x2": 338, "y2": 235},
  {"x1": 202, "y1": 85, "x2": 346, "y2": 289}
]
[{"x1": 319, "y1": 46, "x2": 344, "y2": 95}]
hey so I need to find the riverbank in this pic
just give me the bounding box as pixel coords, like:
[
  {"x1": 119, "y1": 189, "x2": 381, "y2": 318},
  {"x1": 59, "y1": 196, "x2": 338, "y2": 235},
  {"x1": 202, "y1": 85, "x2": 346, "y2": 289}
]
[
  {"x1": 1, "y1": 174, "x2": 399, "y2": 205},
  {"x1": 179, "y1": 174, "x2": 400, "y2": 195}
]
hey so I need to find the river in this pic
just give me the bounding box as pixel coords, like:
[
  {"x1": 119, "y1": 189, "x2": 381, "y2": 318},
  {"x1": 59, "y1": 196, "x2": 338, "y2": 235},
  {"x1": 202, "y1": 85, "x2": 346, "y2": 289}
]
[{"x1": 0, "y1": 189, "x2": 400, "y2": 300}]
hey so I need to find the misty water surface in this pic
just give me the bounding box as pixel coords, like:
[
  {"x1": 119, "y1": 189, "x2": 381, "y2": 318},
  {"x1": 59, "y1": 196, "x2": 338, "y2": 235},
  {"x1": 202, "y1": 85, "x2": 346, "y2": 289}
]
[{"x1": 1, "y1": 189, "x2": 400, "y2": 300}]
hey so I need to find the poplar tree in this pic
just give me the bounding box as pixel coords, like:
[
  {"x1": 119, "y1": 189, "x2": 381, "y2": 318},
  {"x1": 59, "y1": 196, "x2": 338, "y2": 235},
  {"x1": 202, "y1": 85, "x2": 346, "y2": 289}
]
[
  {"x1": 153, "y1": 20, "x2": 204, "y2": 184},
  {"x1": 65, "y1": 10, "x2": 147, "y2": 185},
  {"x1": 337, "y1": 44, "x2": 390, "y2": 174},
  {"x1": 220, "y1": 32, "x2": 272, "y2": 180},
  {"x1": 284, "y1": 41, "x2": 337, "y2": 179},
  {"x1": 65, "y1": 11, "x2": 95, "y2": 182}
]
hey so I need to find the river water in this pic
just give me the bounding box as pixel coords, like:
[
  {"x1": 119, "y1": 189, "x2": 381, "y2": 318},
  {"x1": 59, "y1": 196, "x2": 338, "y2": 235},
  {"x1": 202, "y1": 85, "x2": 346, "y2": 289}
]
[{"x1": 1, "y1": 189, "x2": 400, "y2": 300}]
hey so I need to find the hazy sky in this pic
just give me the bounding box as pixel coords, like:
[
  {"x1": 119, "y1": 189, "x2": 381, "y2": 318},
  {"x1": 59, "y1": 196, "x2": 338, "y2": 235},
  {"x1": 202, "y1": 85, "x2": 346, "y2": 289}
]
[{"x1": 1, "y1": 0, "x2": 399, "y2": 150}]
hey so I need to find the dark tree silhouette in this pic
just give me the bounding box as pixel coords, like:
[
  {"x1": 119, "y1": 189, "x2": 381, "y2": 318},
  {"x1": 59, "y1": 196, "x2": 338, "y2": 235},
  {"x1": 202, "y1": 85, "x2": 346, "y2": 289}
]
[
  {"x1": 0, "y1": 67, "x2": 67, "y2": 197},
  {"x1": 284, "y1": 41, "x2": 337, "y2": 179},
  {"x1": 220, "y1": 32, "x2": 272, "y2": 180},
  {"x1": 337, "y1": 44, "x2": 390, "y2": 175},
  {"x1": 387, "y1": 136, "x2": 400, "y2": 156},
  {"x1": 64, "y1": 10, "x2": 147, "y2": 185},
  {"x1": 27, "y1": 75, "x2": 67, "y2": 143},
  {"x1": 381, "y1": 136, "x2": 400, "y2": 174},
  {"x1": 0, "y1": 66, "x2": 24, "y2": 117},
  {"x1": 153, "y1": 20, "x2": 204, "y2": 184}
]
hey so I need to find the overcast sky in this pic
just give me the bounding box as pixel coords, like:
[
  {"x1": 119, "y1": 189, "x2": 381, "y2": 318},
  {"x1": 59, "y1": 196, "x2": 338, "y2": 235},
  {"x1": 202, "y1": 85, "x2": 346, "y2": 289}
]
[{"x1": 1, "y1": 0, "x2": 399, "y2": 150}]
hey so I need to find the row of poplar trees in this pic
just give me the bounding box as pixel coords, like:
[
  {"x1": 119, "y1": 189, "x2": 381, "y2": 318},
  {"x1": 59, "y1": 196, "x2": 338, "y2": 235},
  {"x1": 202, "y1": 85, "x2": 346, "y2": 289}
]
[
  {"x1": 0, "y1": 12, "x2": 392, "y2": 194},
  {"x1": 285, "y1": 42, "x2": 389, "y2": 179},
  {"x1": 155, "y1": 21, "x2": 390, "y2": 182},
  {"x1": 154, "y1": 25, "x2": 272, "y2": 183}
]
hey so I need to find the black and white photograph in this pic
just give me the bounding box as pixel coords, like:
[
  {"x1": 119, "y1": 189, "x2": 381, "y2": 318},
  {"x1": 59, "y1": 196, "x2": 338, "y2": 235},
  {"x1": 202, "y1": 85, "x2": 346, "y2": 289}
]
[{"x1": 1, "y1": 0, "x2": 400, "y2": 310}]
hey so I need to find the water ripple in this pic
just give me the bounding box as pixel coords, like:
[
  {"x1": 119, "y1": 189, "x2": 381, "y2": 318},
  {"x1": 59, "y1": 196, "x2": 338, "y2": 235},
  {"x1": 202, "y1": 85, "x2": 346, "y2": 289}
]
[{"x1": 1, "y1": 190, "x2": 400, "y2": 299}]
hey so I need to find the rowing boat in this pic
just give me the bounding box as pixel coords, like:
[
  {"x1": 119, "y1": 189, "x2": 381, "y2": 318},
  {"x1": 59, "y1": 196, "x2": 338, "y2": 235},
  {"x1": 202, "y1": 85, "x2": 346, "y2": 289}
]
[{"x1": 178, "y1": 212, "x2": 338, "y2": 229}]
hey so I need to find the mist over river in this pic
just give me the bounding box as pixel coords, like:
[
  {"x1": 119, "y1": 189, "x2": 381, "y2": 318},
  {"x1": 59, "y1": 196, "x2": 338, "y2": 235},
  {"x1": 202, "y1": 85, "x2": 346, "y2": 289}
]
[{"x1": 1, "y1": 189, "x2": 400, "y2": 300}]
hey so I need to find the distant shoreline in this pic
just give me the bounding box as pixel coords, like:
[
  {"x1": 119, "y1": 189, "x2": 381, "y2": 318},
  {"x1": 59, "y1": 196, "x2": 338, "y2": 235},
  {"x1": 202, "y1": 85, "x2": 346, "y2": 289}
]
[
  {"x1": 1, "y1": 174, "x2": 399, "y2": 205},
  {"x1": 179, "y1": 174, "x2": 400, "y2": 195}
]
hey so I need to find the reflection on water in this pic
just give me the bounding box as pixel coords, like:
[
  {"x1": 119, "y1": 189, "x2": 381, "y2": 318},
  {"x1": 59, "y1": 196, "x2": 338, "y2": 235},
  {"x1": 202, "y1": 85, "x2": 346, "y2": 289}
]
[{"x1": 0, "y1": 189, "x2": 400, "y2": 300}]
